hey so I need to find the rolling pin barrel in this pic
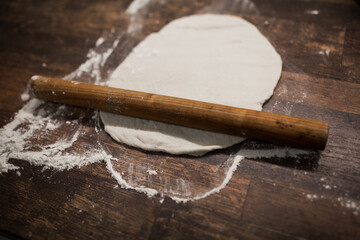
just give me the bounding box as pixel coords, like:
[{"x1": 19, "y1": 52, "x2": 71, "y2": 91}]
[{"x1": 29, "y1": 76, "x2": 329, "y2": 150}]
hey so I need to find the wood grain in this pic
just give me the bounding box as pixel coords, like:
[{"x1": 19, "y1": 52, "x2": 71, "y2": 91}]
[{"x1": 0, "y1": 0, "x2": 359, "y2": 239}]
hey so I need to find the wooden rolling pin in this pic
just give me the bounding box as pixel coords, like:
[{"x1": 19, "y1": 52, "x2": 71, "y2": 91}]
[{"x1": 29, "y1": 76, "x2": 329, "y2": 150}]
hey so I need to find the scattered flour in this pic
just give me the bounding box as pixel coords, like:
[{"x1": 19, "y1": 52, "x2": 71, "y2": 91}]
[
  {"x1": 317, "y1": 49, "x2": 330, "y2": 64},
  {"x1": 170, "y1": 154, "x2": 243, "y2": 203},
  {"x1": 45, "y1": 121, "x2": 59, "y2": 131},
  {"x1": 318, "y1": 49, "x2": 330, "y2": 56},
  {"x1": 64, "y1": 32, "x2": 121, "y2": 85},
  {"x1": 146, "y1": 169, "x2": 157, "y2": 175},
  {"x1": 125, "y1": 0, "x2": 154, "y2": 34},
  {"x1": 337, "y1": 197, "x2": 360, "y2": 216},
  {"x1": 306, "y1": 10, "x2": 319, "y2": 15},
  {"x1": 0, "y1": 32, "x2": 122, "y2": 174},
  {"x1": 65, "y1": 47, "x2": 116, "y2": 84},
  {"x1": 106, "y1": 157, "x2": 159, "y2": 197},
  {"x1": 95, "y1": 37, "x2": 105, "y2": 47},
  {"x1": 21, "y1": 93, "x2": 30, "y2": 102},
  {"x1": 126, "y1": 0, "x2": 151, "y2": 15},
  {"x1": 0, "y1": 99, "x2": 110, "y2": 172},
  {"x1": 307, "y1": 194, "x2": 318, "y2": 201}
]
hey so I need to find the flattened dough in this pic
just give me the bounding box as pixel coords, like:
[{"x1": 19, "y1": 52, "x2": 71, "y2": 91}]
[{"x1": 100, "y1": 14, "x2": 282, "y2": 155}]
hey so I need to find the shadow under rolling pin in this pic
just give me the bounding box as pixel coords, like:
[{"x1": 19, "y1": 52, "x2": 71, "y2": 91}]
[{"x1": 29, "y1": 75, "x2": 329, "y2": 150}]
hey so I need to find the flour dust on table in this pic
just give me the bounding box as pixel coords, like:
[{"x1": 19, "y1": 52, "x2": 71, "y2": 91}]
[{"x1": 100, "y1": 14, "x2": 283, "y2": 155}]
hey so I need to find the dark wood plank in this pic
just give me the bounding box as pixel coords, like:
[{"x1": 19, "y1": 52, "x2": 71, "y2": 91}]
[
  {"x1": 149, "y1": 176, "x2": 254, "y2": 240},
  {"x1": 0, "y1": 160, "x2": 162, "y2": 239},
  {"x1": 242, "y1": 178, "x2": 360, "y2": 240},
  {"x1": 341, "y1": 23, "x2": 360, "y2": 84}
]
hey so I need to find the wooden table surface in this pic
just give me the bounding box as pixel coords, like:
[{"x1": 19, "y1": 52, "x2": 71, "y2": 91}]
[{"x1": 1, "y1": 0, "x2": 360, "y2": 239}]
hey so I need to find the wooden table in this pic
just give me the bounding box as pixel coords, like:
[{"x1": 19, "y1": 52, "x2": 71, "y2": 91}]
[{"x1": 1, "y1": 0, "x2": 359, "y2": 239}]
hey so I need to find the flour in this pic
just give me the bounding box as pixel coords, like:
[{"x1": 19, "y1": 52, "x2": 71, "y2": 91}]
[
  {"x1": 126, "y1": 0, "x2": 151, "y2": 15},
  {"x1": 307, "y1": 194, "x2": 318, "y2": 201},
  {"x1": 318, "y1": 49, "x2": 330, "y2": 56},
  {"x1": 338, "y1": 197, "x2": 360, "y2": 216},
  {"x1": 106, "y1": 149, "x2": 244, "y2": 203},
  {"x1": 0, "y1": 99, "x2": 109, "y2": 172},
  {"x1": 96, "y1": 37, "x2": 105, "y2": 47},
  {"x1": 125, "y1": 0, "x2": 154, "y2": 34},
  {"x1": 45, "y1": 121, "x2": 59, "y2": 131},
  {"x1": 65, "y1": 31, "x2": 121, "y2": 85},
  {"x1": 0, "y1": 32, "x2": 122, "y2": 173},
  {"x1": 65, "y1": 47, "x2": 116, "y2": 84},
  {"x1": 171, "y1": 154, "x2": 243, "y2": 203},
  {"x1": 306, "y1": 10, "x2": 319, "y2": 15},
  {"x1": 106, "y1": 157, "x2": 159, "y2": 197},
  {"x1": 21, "y1": 93, "x2": 30, "y2": 101},
  {"x1": 146, "y1": 169, "x2": 157, "y2": 175}
]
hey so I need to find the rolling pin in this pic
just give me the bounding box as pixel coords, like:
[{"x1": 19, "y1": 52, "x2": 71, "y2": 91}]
[{"x1": 29, "y1": 76, "x2": 329, "y2": 150}]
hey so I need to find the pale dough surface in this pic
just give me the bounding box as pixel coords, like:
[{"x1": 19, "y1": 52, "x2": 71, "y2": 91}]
[{"x1": 100, "y1": 14, "x2": 282, "y2": 155}]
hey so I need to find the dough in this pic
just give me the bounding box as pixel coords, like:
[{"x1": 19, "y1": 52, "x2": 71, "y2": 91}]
[{"x1": 100, "y1": 14, "x2": 282, "y2": 155}]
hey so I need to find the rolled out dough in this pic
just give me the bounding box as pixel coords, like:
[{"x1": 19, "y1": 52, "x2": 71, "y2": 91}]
[{"x1": 100, "y1": 14, "x2": 282, "y2": 155}]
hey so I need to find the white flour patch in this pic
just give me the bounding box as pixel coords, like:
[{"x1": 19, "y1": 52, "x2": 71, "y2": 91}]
[
  {"x1": 106, "y1": 146, "x2": 312, "y2": 203},
  {"x1": 0, "y1": 99, "x2": 110, "y2": 172},
  {"x1": 337, "y1": 197, "x2": 360, "y2": 216},
  {"x1": 0, "y1": 33, "x2": 121, "y2": 173},
  {"x1": 318, "y1": 49, "x2": 330, "y2": 56},
  {"x1": 276, "y1": 85, "x2": 288, "y2": 97},
  {"x1": 307, "y1": 194, "x2": 318, "y2": 201},
  {"x1": 96, "y1": 37, "x2": 105, "y2": 47},
  {"x1": 125, "y1": 0, "x2": 155, "y2": 34},
  {"x1": 21, "y1": 93, "x2": 30, "y2": 101},
  {"x1": 45, "y1": 121, "x2": 60, "y2": 131},
  {"x1": 146, "y1": 169, "x2": 157, "y2": 175},
  {"x1": 171, "y1": 154, "x2": 243, "y2": 203},
  {"x1": 64, "y1": 42, "x2": 118, "y2": 85},
  {"x1": 106, "y1": 150, "x2": 244, "y2": 203},
  {"x1": 64, "y1": 30, "x2": 122, "y2": 85},
  {"x1": 318, "y1": 49, "x2": 330, "y2": 64},
  {"x1": 283, "y1": 102, "x2": 294, "y2": 115},
  {"x1": 126, "y1": 0, "x2": 151, "y2": 15},
  {"x1": 106, "y1": 157, "x2": 159, "y2": 198},
  {"x1": 296, "y1": 92, "x2": 307, "y2": 103},
  {"x1": 306, "y1": 10, "x2": 319, "y2": 15}
]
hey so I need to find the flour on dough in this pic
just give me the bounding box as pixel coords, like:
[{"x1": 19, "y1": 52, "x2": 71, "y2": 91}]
[{"x1": 100, "y1": 14, "x2": 282, "y2": 155}]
